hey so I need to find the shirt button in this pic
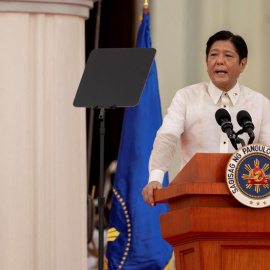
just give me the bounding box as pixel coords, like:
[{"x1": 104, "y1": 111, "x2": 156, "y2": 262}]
[
  {"x1": 224, "y1": 142, "x2": 226, "y2": 144},
  {"x1": 223, "y1": 105, "x2": 226, "y2": 108}
]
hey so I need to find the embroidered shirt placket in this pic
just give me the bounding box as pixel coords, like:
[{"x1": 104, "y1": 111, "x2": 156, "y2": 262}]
[{"x1": 220, "y1": 92, "x2": 230, "y2": 153}]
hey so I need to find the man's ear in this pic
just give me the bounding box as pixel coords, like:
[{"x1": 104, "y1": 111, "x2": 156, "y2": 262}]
[
  {"x1": 240, "y1": 57, "x2": 247, "y2": 73},
  {"x1": 205, "y1": 56, "x2": 208, "y2": 72}
]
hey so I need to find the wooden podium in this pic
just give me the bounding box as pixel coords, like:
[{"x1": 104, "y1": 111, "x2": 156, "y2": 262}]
[{"x1": 154, "y1": 153, "x2": 270, "y2": 270}]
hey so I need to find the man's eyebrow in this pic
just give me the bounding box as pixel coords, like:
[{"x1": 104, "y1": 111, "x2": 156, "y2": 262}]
[
  {"x1": 224, "y1": 50, "x2": 235, "y2": 54},
  {"x1": 209, "y1": 48, "x2": 219, "y2": 53},
  {"x1": 209, "y1": 48, "x2": 235, "y2": 54}
]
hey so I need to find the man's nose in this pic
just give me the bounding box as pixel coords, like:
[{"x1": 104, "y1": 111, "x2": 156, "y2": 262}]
[{"x1": 217, "y1": 54, "x2": 224, "y2": 64}]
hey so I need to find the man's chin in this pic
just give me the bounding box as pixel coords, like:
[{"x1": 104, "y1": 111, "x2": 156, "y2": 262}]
[{"x1": 212, "y1": 80, "x2": 231, "y2": 91}]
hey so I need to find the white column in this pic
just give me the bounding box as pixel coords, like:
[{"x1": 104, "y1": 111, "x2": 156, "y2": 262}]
[{"x1": 0, "y1": 1, "x2": 94, "y2": 269}]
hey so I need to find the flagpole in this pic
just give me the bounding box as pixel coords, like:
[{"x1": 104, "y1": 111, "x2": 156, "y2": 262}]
[
  {"x1": 105, "y1": 0, "x2": 173, "y2": 268},
  {"x1": 143, "y1": 0, "x2": 149, "y2": 13}
]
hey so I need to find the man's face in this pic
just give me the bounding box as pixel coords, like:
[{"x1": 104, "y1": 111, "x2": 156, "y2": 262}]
[{"x1": 206, "y1": 40, "x2": 247, "y2": 92}]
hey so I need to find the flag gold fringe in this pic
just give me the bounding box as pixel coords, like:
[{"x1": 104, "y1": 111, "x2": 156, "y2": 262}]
[{"x1": 164, "y1": 253, "x2": 174, "y2": 270}]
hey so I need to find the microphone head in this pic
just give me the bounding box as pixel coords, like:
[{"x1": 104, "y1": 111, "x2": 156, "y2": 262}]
[
  {"x1": 215, "y1": 108, "x2": 231, "y2": 126},
  {"x1": 237, "y1": 110, "x2": 252, "y2": 127}
]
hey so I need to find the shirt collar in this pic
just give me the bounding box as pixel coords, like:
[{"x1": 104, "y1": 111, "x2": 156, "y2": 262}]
[{"x1": 208, "y1": 81, "x2": 241, "y2": 106}]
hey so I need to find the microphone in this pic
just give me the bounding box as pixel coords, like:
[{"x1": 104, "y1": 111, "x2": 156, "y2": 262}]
[
  {"x1": 215, "y1": 108, "x2": 238, "y2": 150},
  {"x1": 237, "y1": 110, "x2": 255, "y2": 144}
]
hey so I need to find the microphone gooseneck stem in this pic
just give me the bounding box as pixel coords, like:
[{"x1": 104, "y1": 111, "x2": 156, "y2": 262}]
[
  {"x1": 248, "y1": 134, "x2": 255, "y2": 145},
  {"x1": 236, "y1": 137, "x2": 245, "y2": 148},
  {"x1": 229, "y1": 137, "x2": 238, "y2": 150}
]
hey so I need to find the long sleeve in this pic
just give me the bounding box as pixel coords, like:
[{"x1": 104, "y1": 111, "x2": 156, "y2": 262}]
[{"x1": 148, "y1": 90, "x2": 186, "y2": 184}]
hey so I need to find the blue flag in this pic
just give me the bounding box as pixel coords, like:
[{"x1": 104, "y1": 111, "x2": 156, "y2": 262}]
[{"x1": 105, "y1": 11, "x2": 173, "y2": 270}]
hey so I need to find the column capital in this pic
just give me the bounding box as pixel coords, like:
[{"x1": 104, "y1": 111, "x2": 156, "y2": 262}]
[{"x1": 0, "y1": 0, "x2": 98, "y2": 18}]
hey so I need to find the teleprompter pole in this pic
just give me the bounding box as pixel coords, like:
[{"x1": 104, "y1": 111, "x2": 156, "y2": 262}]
[
  {"x1": 73, "y1": 48, "x2": 156, "y2": 269},
  {"x1": 98, "y1": 108, "x2": 105, "y2": 270}
]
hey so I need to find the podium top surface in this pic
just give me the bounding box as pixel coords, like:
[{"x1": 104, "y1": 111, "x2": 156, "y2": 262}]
[
  {"x1": 154, "y1": 153, "x2": 233, "y2": 204},
  {"x1": 73, "y1": 48, "x2": 156, "y2": 109}
]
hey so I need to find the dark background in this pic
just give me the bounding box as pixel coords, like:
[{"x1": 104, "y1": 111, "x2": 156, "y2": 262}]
[{"x1": 85, "y1": 0, "x2": 137, "y2": 197}]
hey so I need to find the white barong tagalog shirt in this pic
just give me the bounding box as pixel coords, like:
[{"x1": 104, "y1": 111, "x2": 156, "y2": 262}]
[{"x1": 149, "y1": 81, "x2": 270, "y2": 184}]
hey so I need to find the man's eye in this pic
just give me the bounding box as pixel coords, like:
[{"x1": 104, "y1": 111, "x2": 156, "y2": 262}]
[
  {"x1": 210, "y1": 54, "x2": 217, "y2": 57},
  {"x1": 226, "y1": 55, "x2": 233, "y2": 57}
]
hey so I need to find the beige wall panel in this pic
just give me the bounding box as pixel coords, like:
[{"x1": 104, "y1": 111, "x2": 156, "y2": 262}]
[{"x1": 146, "y1": 0, "x2": 270, "y2": 180}]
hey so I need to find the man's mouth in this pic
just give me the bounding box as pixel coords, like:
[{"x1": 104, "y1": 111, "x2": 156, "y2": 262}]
[{"x1": 215, "y1": 70, "x2": 227, "y2": 74}]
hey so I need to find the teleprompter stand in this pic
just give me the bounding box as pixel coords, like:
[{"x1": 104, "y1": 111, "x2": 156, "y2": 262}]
[{"x1": 73, "y1": 48, "x2": 156, "y2": 270}]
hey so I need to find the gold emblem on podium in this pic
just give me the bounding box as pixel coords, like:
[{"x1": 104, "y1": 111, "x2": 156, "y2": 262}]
[
  {"x1": 241, "y1": 159, "x2": 270, "y2": 193},
  {"x1": 226, "y1": 144, "x2": 270, "y2": 208}
]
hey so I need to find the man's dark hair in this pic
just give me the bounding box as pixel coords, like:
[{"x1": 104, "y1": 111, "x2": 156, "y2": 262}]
[{"x1": 206, "y1": 30, "x2": 248, "y2": 62}]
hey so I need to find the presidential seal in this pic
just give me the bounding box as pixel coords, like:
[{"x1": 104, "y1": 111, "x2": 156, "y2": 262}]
[{"x1": 226, "y1": 144, "x2": 270, "y2": 208}]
